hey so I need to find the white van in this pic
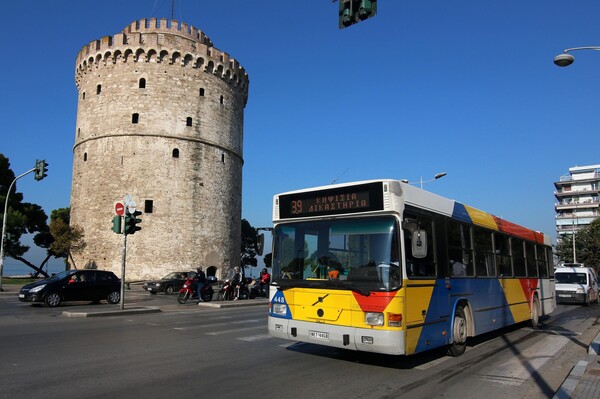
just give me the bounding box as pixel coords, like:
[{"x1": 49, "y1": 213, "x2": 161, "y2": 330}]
[{"x1": 554, "y1": 265, "x2": 599, "y2": 305}]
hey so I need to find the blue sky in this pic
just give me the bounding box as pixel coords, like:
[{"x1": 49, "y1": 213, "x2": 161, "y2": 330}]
[{"x1": 1, "y1": 0, "x2": 600, "y2": 269}]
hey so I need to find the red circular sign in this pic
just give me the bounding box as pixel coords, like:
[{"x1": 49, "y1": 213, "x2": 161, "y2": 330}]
[{"x1": 115, "y1": 203, "x2": 125, "y2": 216}]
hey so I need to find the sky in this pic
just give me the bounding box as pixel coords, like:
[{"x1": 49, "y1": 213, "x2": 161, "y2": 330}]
[{"x1": 1, "y1": 0, "x2": 600, "y2": 271}]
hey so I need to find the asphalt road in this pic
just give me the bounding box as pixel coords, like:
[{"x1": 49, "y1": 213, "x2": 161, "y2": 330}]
[{"x1": 1, "y1": 288, "x2": 599, "y2": 399}]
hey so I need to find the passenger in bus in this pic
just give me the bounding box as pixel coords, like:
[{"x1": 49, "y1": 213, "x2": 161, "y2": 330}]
[
  {"x1": 328, "y1": 265, "x2": 340, "y2": 280},
  {"x1": 450, "y1": 259, "x2": 466, "y2": 276}
]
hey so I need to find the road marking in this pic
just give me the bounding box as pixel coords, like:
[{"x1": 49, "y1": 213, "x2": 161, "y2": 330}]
[
  {"x1": 479, "y1": 334, "x2": 569, "y2": 386},
  {"x1": 237, "y1": 334, "x2": 273, "y2": 342}
]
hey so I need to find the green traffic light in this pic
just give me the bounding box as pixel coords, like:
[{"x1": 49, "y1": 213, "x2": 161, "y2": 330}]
[
  {"x1": 34, "y1": 159, "x2": 49, "y2": 181},
  {"x1": 124, "y1": 211, "x2": 142, "y2": 235},
  {"x1": 111, "y1": 216, "x2": 122, "y2": 234}
]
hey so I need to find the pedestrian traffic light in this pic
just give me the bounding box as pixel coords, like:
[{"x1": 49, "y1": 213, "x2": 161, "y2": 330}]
[
  {"x1": 34, "y1": 159, "x2": 49, "y2": 181},
  {"x1": 339, "y1": 0, "x2": 377, "y2": 29},
  {"x1": 124, "y1": 211, "x2": 142, "y2": 235},
  {"x1": 111, "y1": 216, "x2": 122, "y2": 234}
]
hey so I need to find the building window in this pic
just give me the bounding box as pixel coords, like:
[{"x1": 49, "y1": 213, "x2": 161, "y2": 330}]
[
  {"x1": 221, "y1": 154, "x2": 225, "y2": 163},
  {"x1": 84, "y1": 152, "x2": 88, "y2": 161},
  {"x1": 82, "y1": 92, "x2": 86, "y2": 100},
  {"x1": 172, "y1": 148, "x2": 179, "y2": 158},
  {"x1": 77, "y1": 128, "x2": 81, "y2": 137},
  {"x1": 199, "y1": 88, "x2": 205, "y2": 96},
  {"x1": 139, "y1": 78, "x2": 146, "y2": 88},
  {"x1": 96, "y1": 84, "x2": 102, "y2": 94},
  {"x1": 186, "y1": 117, "x2": 192, "y2": 127},
  {"x1": 144, "y1": 200, "x2": 153, "y2": 214},
  {"x1": 220, "y1": 95, "x2": 224, "y2": 105},
  {"x1": 132, "y1": 113, "x2": 139, "y2": 124}
]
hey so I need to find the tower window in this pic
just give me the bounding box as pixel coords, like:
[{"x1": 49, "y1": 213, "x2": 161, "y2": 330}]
[
  {"x1": 82, "y1": 92, "x2": 86, "y2": 100},
  {"x1": 139, "y1": 78, "x2": 146, "y2": 88},
  {"x1": 221, "y1": 154, "x2": 225, "y2": 163},
  {"x1": 186, "y1": 117, "x2": 192, "y2": 127},
  {"x1": 84, "y1": 152, "x2": 88, "y2": 161},
  {"x1": 220, "y1": 95, "x2": 224, "y2": 105},
  {"x1": 132, "y1": 113, "x2": 139, "y2": 124},
  {"x1": 144, "y1": 200, "x2": 154, "y2": 214},
  {"x1": 77, "y1": 128, "x2": 81, "y2": 137},
  {"x1": 96, "y1": 84, "x2": 102, "y2": 94},
  {"x1": 172, "y1": 148, "x2": 179, "y2": 158},
  {"x1": 199, "y1": 88, "x2": 205, "y2": 96}
]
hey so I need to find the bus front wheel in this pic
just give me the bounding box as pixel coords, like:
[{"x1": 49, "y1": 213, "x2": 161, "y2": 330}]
[
  {"x1": 447, "y1": 306, "x2": 467, "y2": 357},
  {"x1": 530, "y1": 296, "x2": 540, "y2": 328}
]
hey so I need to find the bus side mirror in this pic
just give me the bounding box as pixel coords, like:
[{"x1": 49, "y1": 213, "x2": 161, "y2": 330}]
[
  {"x1": 412, "y1": 229, "x2": 428, "y2": 258},
  {"x1": 257, "y1": 233, "x2": 265, "y2": 256}
]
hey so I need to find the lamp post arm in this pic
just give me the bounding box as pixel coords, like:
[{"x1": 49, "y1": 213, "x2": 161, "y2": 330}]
[
  {"x1": 0, "y1": 167, "x2": 36, "y2": 292},
  {"x1": 562, "y1": 46, "x2": 600, "y2": 54}
]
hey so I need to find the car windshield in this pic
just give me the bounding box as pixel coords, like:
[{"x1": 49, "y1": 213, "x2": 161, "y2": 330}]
[
  {"x1": 47, "y1": 270, "x2": 73, "y2": 281},
  {"x1": 272, "y1": 216, "x2": 401, "y2": 293},
  {"x1": 163, "y1": 272, "x2": 183, "y2": 279},
  {"x1": 555, "y1": 272, "x2": 587, "y2": 284}
]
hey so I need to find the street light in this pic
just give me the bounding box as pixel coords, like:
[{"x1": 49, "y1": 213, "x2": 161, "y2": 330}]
[
  {"x1": 554, "y1": 46, "x2": 600, "y2": 67},
  {"x1": 401, "y1": 172, "x2": 447, "y2": 189}
]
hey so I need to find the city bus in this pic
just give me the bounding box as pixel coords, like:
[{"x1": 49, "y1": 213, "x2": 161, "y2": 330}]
[{"x1": 267, "y1": 179, "x2": 555, "y2": 356}]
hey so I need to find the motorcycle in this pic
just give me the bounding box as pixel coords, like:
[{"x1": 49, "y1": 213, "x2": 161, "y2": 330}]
[
  {"x1": 177, "y1": 276, "x2": 215, "y2": 304},
  {"x1": 249, "y1": 279, "x2": 269, "y2": 299},
  {"x1": 217, "y1": 276, "x2": 251, "y2": 301}
]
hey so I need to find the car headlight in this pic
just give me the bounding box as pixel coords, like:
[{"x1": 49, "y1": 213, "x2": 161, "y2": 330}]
[
  {"x1": 365, "y1": 312, "x2": 384, "y2": 326},
  {"x1": 30, "y1": 284, "x2": 46, "y2": 293},
  {"x1": 576, "y1": 287, "x2": 584, "y2": 294},
  {"x1": 155, "y1": 283, "x2": 161, "y2": 287},
  {"x1": 272, "y1": 303, "x2": 287, "y2": 316}
]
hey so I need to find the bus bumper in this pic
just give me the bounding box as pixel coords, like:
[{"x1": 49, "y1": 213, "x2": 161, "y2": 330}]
[{"x1": 268, "y1": 316, "x2": 405, "y2": 355}]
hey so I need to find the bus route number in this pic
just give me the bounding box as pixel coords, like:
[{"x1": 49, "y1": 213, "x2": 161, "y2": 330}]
[{"x1": 291, "y1": 200, "x2": 302, "y2": 215}]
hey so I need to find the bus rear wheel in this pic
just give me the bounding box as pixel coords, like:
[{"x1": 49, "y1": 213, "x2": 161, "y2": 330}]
[
  {"x1": 530, "y1": 296, "x2": 540, "y2": 328},
  {"x1": 447, "y1": 306, "x2": 467, "y2": 357}
]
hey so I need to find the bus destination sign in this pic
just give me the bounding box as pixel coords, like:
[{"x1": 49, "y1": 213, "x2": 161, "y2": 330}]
[{"x1": 278, "y1": 182, "x2": 384, "y2": 219}]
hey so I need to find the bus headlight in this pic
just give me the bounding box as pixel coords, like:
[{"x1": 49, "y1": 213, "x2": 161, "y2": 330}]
[
  {"x1": 272, "y1": 303, "x2": 287, "y2": 316},
  {"x1": 365, "y1": 312, "x2": 384, "y2": 326}
]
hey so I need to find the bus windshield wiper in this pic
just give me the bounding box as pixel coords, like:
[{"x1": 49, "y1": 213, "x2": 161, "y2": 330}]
[{"x1": 326, "y1": 280, "x2": 370, "y2": 296}]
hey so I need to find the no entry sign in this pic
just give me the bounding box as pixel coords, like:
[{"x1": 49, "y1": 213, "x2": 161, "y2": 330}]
[{"x1": 115, "y1": 202, "x2": 125, "y2": 216}]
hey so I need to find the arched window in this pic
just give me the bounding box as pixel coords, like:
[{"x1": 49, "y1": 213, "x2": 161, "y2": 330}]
[
  {"x1": 96, "y1": 84, "x2": 102, "y2": 94},
  {"x1": 199, "y1": 88, "x2": 205, "y2": 96},
  {"x1": 132, "y1": 113, "x2": 139, "y2": 124},
  {"x1": 139, "y1": 78, "x2": 146, "y2": 88},
  {"x1": 172, "y1": 148, "x2": 179, "y2": 158},
  {"x1": 186, "y1": 117, "x2": 192, "y2": 127}
]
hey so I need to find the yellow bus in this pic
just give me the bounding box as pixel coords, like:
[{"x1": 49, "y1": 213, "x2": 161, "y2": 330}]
[{"x1": 267, "y1": 179, "x2": 555, "y2": 356}]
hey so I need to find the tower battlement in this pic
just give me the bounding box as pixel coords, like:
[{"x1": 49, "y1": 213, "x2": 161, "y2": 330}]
[{"x1": 75, "y1": 19, "x2": 249, "y2": 101}]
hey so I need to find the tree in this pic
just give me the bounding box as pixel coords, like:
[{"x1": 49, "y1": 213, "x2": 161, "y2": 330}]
[
  {"x1": 0, "y1": 154, "x2": 51, "y2": 278},
  {"x1": 241, "y1": 219, "x2": 258, "y2": 268},
  {"x1": 556, "y1": 218, "x2": 600, "y2": 272},
  {"x1": 48, "y1": 208, "x2": 86, "y2": 270}
]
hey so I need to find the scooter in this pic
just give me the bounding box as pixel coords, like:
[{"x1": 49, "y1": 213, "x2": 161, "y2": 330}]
[
  {"x1": 177, "y1": 277, "x2": 214, "y2": 304},
  {"x1": 217, "y1": 277, "x2": 251, "y2": 301}
]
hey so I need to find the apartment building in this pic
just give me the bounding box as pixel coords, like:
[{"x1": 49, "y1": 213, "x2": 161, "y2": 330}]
[{"x1": 554, "y1": 164, "x2": 600, "y2": 240}]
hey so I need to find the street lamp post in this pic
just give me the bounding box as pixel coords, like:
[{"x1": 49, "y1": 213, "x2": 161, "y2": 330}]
[
  {"x1": 402, "y1": 172, "x2": 447, "y2": 188},
  {"x1": 554, "y1": 46, "x2": 600, "y2": 67}
]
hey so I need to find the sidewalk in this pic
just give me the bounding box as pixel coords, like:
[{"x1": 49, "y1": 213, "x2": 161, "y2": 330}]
[{"x1": 553, "y1": 330, "x2": 600, "y2": 399}]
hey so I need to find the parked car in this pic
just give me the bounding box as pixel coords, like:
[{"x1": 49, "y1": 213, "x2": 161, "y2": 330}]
[
  {"x1": 18, "y1": 270, "x2": 121, "y2": 308},
  {"x1": 142, "y1": 271, "x2": 191, "y2": 295}
]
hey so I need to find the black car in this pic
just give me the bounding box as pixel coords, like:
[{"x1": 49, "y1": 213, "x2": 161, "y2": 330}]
[
  {"x1": 142, "y1": 271, "x2": 191, "y2": 294},
  {"x1": 18, "y1": 270, "x2": 121, "y2": 307}
]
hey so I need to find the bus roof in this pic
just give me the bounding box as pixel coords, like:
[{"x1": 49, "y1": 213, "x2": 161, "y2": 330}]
[{"x1": 274, "y1": 179, "x2": 551, "y2": 245}]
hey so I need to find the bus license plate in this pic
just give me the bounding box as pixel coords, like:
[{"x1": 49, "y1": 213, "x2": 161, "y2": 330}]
[{"x1": 310, "y1": 330, "x2": 329, "y2": 340}]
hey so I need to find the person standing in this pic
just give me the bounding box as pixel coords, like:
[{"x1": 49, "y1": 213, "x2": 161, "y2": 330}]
[
  {"x1": 259, "y1": 268, "x2": 271, "y2": 295},
  {"x1": 195, "y1": 266, "x2": 207, "y2": 304}
]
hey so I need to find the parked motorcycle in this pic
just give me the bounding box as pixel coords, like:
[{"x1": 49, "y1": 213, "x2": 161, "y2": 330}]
[{"x1": 177, "y1": 276, "x2": 216, "y2": 304}]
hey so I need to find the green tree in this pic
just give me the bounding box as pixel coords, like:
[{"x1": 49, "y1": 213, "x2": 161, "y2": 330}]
[
  {"x1": 48, "y1": 208, "x2": 86, "y2": 270},
  {"x1": 241, "y1": 219, "x2": 258, "y2": 268},
  {"x1": 0, "y1": 154, "x2": 51, "y2": 277},
  {"x1": 556, "y1": 218, "x2": 600, "y2": 272}
]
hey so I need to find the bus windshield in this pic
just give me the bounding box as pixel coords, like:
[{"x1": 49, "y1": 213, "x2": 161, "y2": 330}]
[{"x1": 272, "y1": 216, "x2": 401, "y2": 293}]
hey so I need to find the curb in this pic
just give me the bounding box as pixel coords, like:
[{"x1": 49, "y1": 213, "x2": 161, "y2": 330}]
[
  {"x1": 62, "y1": 306, "x2": 162, "y2": 318},
  {"x1": 553, "y1": 329, "x2": 600, "y2": 399}
]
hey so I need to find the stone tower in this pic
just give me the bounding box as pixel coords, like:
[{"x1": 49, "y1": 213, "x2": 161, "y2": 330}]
[{"x1": 70, "y1": 19, "x2": 249, "y2": 281}]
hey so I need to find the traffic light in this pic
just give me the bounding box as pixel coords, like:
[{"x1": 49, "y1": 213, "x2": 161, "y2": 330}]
[
  {"x1": 34, "y1": 159, "x2": 49, "y2": 181},
  {"x1": 124, "y1": 210, "x2": 142, "y2": 235},
  {"x1": 111, "y1": 216, "x2": 122, "y2": 234},
  {"x1": 339, "y1": 0, "x2": 377, "y2": 29}
]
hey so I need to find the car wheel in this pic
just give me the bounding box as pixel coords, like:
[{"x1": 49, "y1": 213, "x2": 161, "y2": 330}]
[
  {"x1": 44, "y1": 292, "x2": 62, "y2": 308},
  {"x1": 107, "y1": 290, "x2": 121, "y2": 304},
  {"x1": 164, "y1": 285, "x2": 174, "y2": 295}
]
